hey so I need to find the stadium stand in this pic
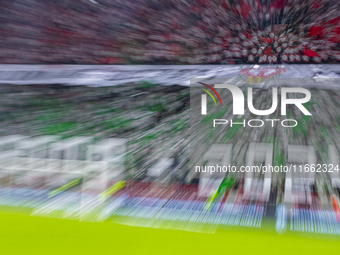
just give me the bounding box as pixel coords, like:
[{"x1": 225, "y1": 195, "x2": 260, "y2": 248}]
[{"x1": 0, "y1": 0, "x2": 339, "y2": 64}]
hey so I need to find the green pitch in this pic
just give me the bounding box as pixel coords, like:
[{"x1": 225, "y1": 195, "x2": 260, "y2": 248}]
[{"x1": 1, "y1": 213, "x2": 340, "y2": 255}]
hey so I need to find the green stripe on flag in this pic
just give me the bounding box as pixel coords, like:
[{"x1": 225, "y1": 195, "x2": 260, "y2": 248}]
[
  {"x1": 98, "y1": 181, "x2": 125, "y2": 202},
  {"x1": 49, "y1": 178, "x2": 81, "y2": 198}
]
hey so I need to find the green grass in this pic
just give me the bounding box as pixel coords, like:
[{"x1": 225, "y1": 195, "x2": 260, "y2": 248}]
[
  {"x1": 104, "y1": 116, "x2": 133, "y2": 131},
  {"x1": 148, "y1": 103, "x2": 165, "y2": 112},
  {"x1": 42, "y1": 121, "x2": 77, "y2": 135},
  {"x1": 177, "y1": 92, "x2": 190, "y2": 100},
  {"x1": 173, "y1": 120, "x2": 188, "y2": 132},
  {"x1": 1, "y1": 212, "x2": 340, "y2": 254},
  {"x1": 223, "y1": 117, "x2": 243, "y2": 141},
  {"x1": 137, "y1": 81, "x2": 159, "y2": 90},
  {"x1": 201, "y1": 107, "x2": 228, "y2": 124},
  {"x1": 139, "y1": 132, "x2": 160, "y2": 146}
]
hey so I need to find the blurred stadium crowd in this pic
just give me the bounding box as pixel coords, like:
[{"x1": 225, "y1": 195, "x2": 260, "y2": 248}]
[{"x1": 1, "y1": 0, "x2": 340, "y2": 64}]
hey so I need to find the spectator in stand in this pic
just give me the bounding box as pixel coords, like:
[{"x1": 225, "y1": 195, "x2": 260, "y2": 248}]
[{"x1": 0, "y1": 0, "x2": 339, "y2": 64}]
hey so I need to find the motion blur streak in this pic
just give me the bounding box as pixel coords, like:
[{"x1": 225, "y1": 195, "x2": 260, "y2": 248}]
[
  {"x1": 0, "y1": 73, "x2": 339, "y2": 238},
  {"x1": 0, "y1": 0, "x2": 340, "y2": 64},
  {"x1": 2, "y1": 1, "x2": 340, "y2": 253}
]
